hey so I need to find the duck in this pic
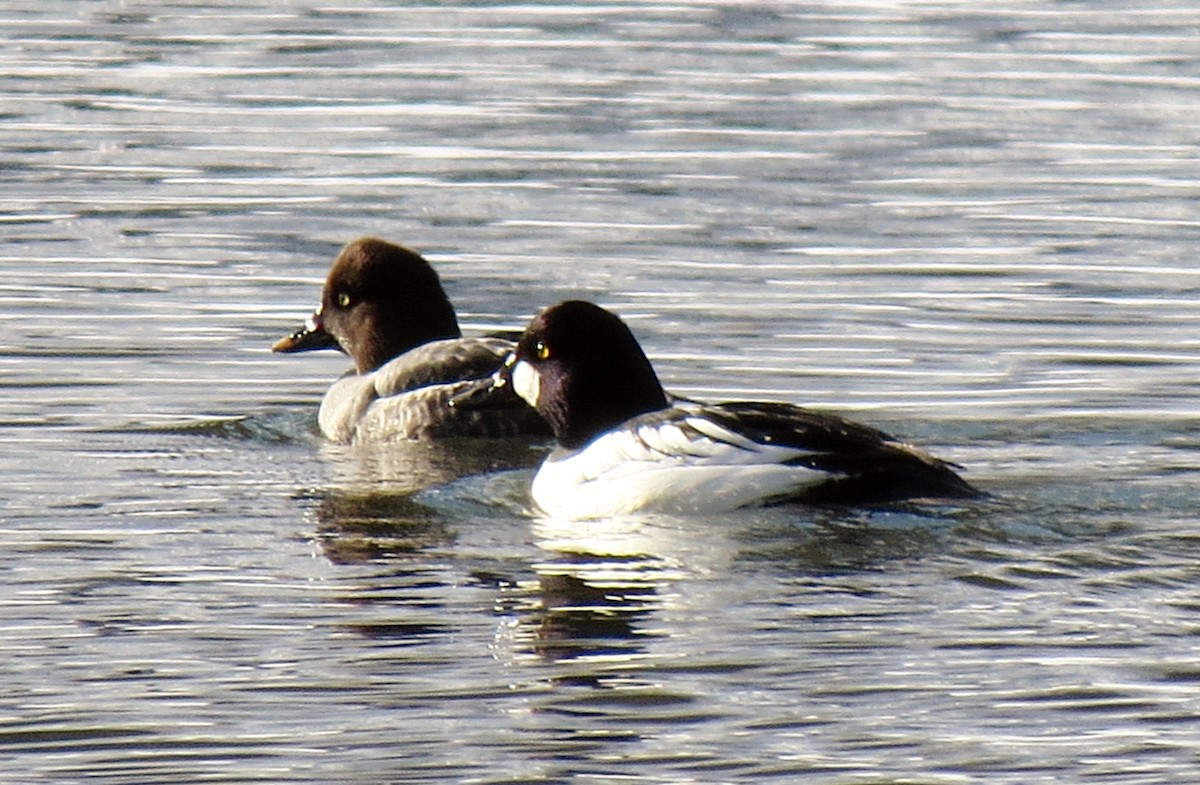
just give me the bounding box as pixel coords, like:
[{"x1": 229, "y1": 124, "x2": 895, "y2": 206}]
[
  {"x1": 489, "y1": 299, "x2": 982, "y2": 519},
  {"x1": 272, "y1": 237, "x2": 548, "y2": 444}
]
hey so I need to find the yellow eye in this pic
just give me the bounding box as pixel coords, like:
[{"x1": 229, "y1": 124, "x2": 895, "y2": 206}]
[
  {"x1": 336, "y1": 292, "x2": 351, "y2": 308},
  {"x1": 535, "y1": 341, "x2": 551, "y2": 360}
]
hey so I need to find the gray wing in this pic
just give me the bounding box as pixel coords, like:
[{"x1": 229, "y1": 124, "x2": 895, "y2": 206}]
[
  {"x1": 354, "y1": 337, "x2": 549, "y2": 442},
  {"x1": 370, "y1": 337, "x2": 513, "y2": 398}
]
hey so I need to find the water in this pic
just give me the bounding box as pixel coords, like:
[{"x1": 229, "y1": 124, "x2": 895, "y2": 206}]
[{"x1": 4, "y1": 1, "x2": 1200, "y2": 782}]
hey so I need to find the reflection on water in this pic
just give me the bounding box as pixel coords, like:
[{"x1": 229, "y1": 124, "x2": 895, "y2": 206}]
[
  {"x1": 310, "y1": 491, "x2": 453, "y2": 564},
  {"x1": 319, "y1": 437, "x2": 544, "y2": 496},
  {"x1": 498, "y1": 569, "x2": 662, "y2": 675},
  {"x1": 518, "y1": 518, "x2": 694, "y2": 673},
  {"x1": 310, "y1": 436, "x2": 545, "y2": 562},
  {"x1": 6, "y1": 0, "x2": 1200, "y2": 782}
]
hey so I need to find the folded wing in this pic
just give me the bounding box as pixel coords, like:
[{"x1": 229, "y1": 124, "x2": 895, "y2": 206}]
[{"x1": 624, "y1": 399, "x2": 980, "y2": 503}]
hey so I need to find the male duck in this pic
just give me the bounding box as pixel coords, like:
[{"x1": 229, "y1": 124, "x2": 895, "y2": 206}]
[
  {"x1": 494, "y1": 300, "x2": 981, "y2": 519},
  {"x1": 273, "y1": 237, "x2": 546, "y2": 443}
]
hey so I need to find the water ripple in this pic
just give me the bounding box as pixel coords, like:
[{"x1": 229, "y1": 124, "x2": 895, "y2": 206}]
[{"x1": 4, "y1": 1, "x2": 1200, "y2": 782}]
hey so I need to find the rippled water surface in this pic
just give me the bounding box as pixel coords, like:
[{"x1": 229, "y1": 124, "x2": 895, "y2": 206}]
[{"x1": 5, "y1": 2, "x2": 1200, "y2": 782}]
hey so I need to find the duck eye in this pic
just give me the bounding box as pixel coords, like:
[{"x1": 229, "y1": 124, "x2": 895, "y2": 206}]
[
  {"x1": 535, "y1": 341, "x2": 551, "y2": 361},
  {"x1": 336, "y1": 292, "x2": 352, "y2": 308}
]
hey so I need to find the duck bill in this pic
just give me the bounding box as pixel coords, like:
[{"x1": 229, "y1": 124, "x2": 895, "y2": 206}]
[
  {"x1": 447, "y1": 370, "x2": 508, "y2": 411},
  {"x1": 272, "y1": 311, "x2": 340, "y2": 354}
]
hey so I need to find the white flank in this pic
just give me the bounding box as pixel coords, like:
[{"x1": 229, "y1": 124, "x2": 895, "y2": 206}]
[{"x1": 529, "y1": 416, "x2": 824, "y2": 520}]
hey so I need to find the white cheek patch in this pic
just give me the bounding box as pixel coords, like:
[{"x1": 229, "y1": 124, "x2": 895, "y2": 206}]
[{"x1": 511, "y1": 360, "x2": 541, "y2": 408}]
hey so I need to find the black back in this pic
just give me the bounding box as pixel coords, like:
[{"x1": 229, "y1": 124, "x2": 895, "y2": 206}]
[{"x1": 703, "y1": 401, "x2": 981, "y2": 502}]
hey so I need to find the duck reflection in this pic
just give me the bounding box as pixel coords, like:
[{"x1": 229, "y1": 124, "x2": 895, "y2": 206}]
[
  {"x1": 310, "y1": 437, "x2": 543, "y2": 564},
  {"x1": 508, "y1": 559, "x2": 663, "y2": 670},
  {"x1": 306, "y1": 436, "x2": 687, "y2": 671},
  {"x1": 493, "y1": 517, "x2": 689, "y2": 674},
  {"x1": 320, "y1": 436, "x2": 542, "y2": 495},
  {"x1": 310, "y1": 490, "x2": 451, "y2": 564},
  {"x1": 732, "y1": 503, "x2": 981, "y2": 574}
]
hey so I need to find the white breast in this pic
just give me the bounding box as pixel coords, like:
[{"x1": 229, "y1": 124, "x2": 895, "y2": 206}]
[{"x1": 318, "y1": 373, "x2": 376, "y2": 443}]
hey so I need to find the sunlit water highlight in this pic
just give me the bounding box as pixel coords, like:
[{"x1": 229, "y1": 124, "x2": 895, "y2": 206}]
[{"x1": 3, "y1": 2, "x2": 1200, "y2": 783}]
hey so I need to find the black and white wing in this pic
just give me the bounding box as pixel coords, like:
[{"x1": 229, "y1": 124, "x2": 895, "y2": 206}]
[{"x1": 698, "y1": 400, "x2": 980, "y2": 502}]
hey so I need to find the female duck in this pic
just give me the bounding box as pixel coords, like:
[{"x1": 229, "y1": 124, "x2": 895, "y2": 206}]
[
  {"x1": 273, "y1": 237, "x2": 546, "y2": 443},
  {"x1": 497, "y1": 300, "x2": 981, "y2": 519}
]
